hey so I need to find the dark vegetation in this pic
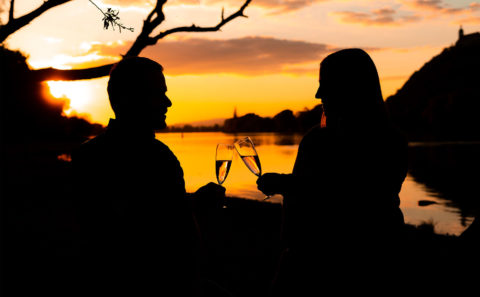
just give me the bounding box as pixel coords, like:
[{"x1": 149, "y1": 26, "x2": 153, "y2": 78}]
[
  {"x1": 222, "y1": 105, "x2": 323, "y2": 134},
  {"x1": 165, "y1": 124, "x2": 223, "y2": 133},
  {"x1": 162, "y1": 105, "x2": 323, "y2": 133},
  {"x1": 0, "y1": 46, "x2": 103, "y2": 295},
  {"x1": 0, "y1": 46, "x2": 103, "y2": 143},
  {"x1": 386, "y1": 32, "x2": 480, "y2": 141}
]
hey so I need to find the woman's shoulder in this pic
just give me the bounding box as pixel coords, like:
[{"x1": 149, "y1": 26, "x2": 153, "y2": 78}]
[
  {"x1": 300, "y1": 124, "x2": 329, "y2": 146},
  {"x1": 384, "y1": 124, "x2": 408, "y2": 150}
]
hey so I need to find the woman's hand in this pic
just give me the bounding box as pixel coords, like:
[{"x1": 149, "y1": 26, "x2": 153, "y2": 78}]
[{"x1": 257, "y1": 173, "x2": 290, "y2": 196}]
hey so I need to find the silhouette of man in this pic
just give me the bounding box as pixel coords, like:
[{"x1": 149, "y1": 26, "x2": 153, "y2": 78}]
[{"x1": 71, "y1": 57, "x2": 222, "y2": 296}]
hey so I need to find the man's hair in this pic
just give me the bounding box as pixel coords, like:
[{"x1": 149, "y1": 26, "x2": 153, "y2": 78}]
[{"x1": 107, "y1": 57, "x2": 164, "y2": 115}]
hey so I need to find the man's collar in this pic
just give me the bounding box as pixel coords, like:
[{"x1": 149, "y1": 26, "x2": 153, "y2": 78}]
[{"x1": 106, "y1": 118, "x2": 155, "y2": 140}]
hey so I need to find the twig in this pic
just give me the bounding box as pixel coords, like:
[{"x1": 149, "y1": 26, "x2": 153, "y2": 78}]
[
  {"x1": 88, "y1": 0, "x2": 134, "y2": 33},
  {"x1": 88, "y1": 0, "x2": 105, "y2": 16}
]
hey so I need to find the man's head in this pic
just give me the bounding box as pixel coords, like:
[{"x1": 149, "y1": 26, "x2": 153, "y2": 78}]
[{"x1": 107, "y1": 57, "x2": 172, "y2": 130}]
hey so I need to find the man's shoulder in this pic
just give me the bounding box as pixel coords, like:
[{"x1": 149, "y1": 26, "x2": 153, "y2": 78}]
[
  {"x1": 72, "y1": 133, "x2": 109, "y2": 160},
  {"x1": 153, "y1": 139, "x2": 173, "y2": 155},
  {"x1": 152, "y1": 138, "x2": 171, "y2": 150},
  {"x1": 151, "y1": 138, "x2": 179, "y2": 160}
]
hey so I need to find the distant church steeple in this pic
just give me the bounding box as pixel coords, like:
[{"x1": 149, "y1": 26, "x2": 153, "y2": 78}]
[
  {"x1": 233, "y1": 107, "x2": 238, "y2": 119},
  {"x1": 459, "y1": 25, "x2": 464, "y2": 40}
]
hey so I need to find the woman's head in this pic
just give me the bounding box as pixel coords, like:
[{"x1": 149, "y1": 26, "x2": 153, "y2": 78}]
[{"x1": 315, "y1": 49, "x2": 386, "y2": 125}]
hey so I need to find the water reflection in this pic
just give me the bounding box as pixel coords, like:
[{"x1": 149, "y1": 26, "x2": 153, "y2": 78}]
[
  {"x1": 157, "y1": 132, "x2": 477, "y2": 235},
  {"x1": 229, "y1": 133, "x2": 303, "y2": 147},
  {"x1": 407, "y1": 142, "x2": 480, "y2": 227},
  {"x1": 157, "y1": 132, "x2": 301, "y2": 203}
]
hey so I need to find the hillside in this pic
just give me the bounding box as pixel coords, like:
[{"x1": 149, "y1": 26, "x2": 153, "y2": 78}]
[{"x1": 386, "y1": 30, "x2": 480, "y2": 141}]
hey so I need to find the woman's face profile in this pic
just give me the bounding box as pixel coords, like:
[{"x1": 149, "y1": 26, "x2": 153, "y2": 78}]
[{"x1": 315, "y1": 65, "x2": 337, "y2": 119}]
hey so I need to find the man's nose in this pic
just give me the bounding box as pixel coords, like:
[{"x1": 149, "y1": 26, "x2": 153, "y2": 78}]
[{"x1": 165, "y1": 96, "x2": 172, "y2": 107}]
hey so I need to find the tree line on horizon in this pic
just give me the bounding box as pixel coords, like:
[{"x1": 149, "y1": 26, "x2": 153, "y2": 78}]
[{"x1": 163, "y1": 105, "x2": 323, "y2": 134}]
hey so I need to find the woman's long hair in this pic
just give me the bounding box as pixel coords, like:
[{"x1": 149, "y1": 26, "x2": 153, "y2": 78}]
[{"x1": 319, "y1": 48, "x2": 389, "y2": 128}]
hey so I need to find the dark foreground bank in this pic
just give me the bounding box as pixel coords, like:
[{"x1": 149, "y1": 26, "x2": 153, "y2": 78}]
[
  {"x1": 1, "y1": 142, "x2": 479, "y2": 296},
  {"x1": 2, "y1": 189, "x2": 474, "y2": 296}
]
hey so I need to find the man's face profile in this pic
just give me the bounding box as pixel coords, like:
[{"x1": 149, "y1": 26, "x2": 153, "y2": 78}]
[
  {"x1": 108, "y1": 58, "x2": 172, "y2": 131},
  {"x1": 142, "y1": 70, "x2": 172, "y2": 131}
]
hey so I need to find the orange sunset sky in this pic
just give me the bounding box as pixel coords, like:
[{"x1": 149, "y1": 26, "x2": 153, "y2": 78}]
[{"x1": 2, "y1": 0, "x2": 480, "y2": 126}]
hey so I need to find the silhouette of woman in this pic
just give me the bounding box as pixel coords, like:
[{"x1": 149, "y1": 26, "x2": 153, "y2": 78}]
[{"x1": 257, "y1": 49, "x2": 408, "y2": 294}]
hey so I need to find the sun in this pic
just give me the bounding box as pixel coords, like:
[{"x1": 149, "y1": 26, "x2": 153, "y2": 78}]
[{"x1": 46, "y1": 80, "x2": 94, "y2": 116}]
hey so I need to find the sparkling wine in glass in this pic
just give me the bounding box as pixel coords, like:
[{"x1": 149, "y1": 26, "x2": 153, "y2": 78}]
[
  {"x1": 234, "y1": 137, "x2": 261, "y2": 176},
  {"x1": 234, "y1": 137, "x2": 270, "y2": 200},
  {"x1": 216, "y1": 144, "x2": 234, "y2": 185}
]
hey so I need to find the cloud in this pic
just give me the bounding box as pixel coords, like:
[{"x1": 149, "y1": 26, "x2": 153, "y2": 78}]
[
  {"x1": 399, "y1": 0, "x2": 480, "y2": 25},
  {"x1": 406, "y1": 0, "x2": 444, "y2": 10},
  {"x1": 103, "y1": 0, "x2": 329, "y2": 14},
  {"x1": 208, "y1": 0, "x2": 328, "y2": 14},
  {"x1": 333, "y1": 7, "x2": 421, "y2": 26},
  {"x1": 471, "y1": 2, "x2": 480, "y2": 10},
  {"x1": 100, "y1": 0, "x2": 156, "y2": 6},
  {"x1": 402, "y1": 0, "x2": 480, "y2": 14},
  {"x1": 91, "y1": 0, "x2": 154, "y2": 14},
  {"x1": 453, "y1": 16, "x2": 480, "y2": 25},
  {"x1": 71, "y1": 36, "x2": 342, "y2": 75}
]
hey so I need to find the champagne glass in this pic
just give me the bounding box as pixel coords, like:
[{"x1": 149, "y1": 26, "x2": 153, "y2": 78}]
[
  {"x1": 234, "y1": 137, "x2": 270, "y2": 200},
  {"x1": 215, "y1": 144, "x2": 234, "y2": 185}
]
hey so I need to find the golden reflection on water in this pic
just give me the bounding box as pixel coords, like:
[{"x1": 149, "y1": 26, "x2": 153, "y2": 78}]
[
  {"x1": 157, "y1": 132, "x2": 470, "y2": 235},
  {"x1": 399, "y1": 176, "x2": 472, "y2": 235},
  {"x1": 157, "y1": 132, "x2": 299, "y2": 204}
]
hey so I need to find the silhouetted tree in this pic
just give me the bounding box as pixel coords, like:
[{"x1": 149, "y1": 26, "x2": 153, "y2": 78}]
[
  {"x1": 0, "y1": 46, "x2": 102, "y2": 142},
  {"x1": 273, "y1": 109, "x2": 298, "y2": 132},
  {"x1": 224, "y1": 113, "x2": 274, "y2": 133},
  {"x1": 296, "y1": 104, "x2": 323, "y2": 133},
  {"x1": 222, "y1": 105, "x2": 323, "y2": 133},
  {"x1": 1, "y1": 0, "x2": 251, "y2": 81}
]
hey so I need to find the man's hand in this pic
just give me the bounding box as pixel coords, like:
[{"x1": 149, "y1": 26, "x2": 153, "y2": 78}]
[{"x1": 194, "y1": 182, "x2": 226, "y2": 209}]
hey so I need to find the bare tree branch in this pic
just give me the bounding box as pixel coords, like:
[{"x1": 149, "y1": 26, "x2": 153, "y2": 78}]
[
  {"x1": 9, "y1": 0, "x2": 14, "y2": 23},
  {"x1": 153, "y1": 0, "x2": 251, "y2": 42},
  {"x1": 125, "y1": 0, "x2": 167, "y2": 57},
  {"x1": 31, "y1": 63, "x2": 116, "y2": 81},
  {"x1": 27, "y1": 0, "x2": 252, "y2": 81},
  {"x1": 125, "y1": 0, "x2": 251, "y2": 56},
  {"x1": 0, "y1": 0, "x2": 71, "y2": 43}
]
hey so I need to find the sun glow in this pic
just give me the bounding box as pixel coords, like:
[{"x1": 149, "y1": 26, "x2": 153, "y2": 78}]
[{"x1": 46, "y1": 80, "x2": 94, "y2": 116}]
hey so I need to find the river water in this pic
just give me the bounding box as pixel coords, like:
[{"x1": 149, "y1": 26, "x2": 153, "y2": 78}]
[{"x1": 157, "y1": 132, "x2": 478, "y2": 236}]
